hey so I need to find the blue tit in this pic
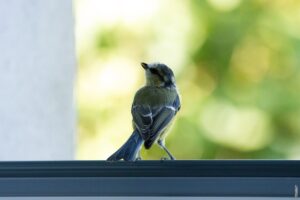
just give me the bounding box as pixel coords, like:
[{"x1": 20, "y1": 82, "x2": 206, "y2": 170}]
[{"x1": 107, "y1": 62, "x2": 181, "y2": 161}]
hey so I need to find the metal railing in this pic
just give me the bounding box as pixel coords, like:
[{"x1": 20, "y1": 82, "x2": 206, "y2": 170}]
[{"x1": 0, "y1": 160, "x2": 299, "y2": 197}]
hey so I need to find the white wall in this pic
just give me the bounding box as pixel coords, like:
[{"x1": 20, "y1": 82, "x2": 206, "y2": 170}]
[{"x1": 0, "y1": 0, "x2": 76, "y2": 160}]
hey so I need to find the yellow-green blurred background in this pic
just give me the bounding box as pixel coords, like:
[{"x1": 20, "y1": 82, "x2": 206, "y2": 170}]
[{"x1": 75, "y1": 0, "x2": 300, "y2": 160}]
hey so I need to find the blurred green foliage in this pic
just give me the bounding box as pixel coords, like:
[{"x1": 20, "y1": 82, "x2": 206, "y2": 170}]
[{"x1": 76, "y1": 0, "x2": 300, "y2": 160}]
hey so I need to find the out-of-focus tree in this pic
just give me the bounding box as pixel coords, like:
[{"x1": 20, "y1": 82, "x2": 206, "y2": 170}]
[{"x1": 75, "y1": 0, "x2": 300, "y2": 160}]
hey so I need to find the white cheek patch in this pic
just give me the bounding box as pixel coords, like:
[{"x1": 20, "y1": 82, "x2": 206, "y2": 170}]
[{"x1": 171, "y1": 77, "x2": 175, "y2": 83}]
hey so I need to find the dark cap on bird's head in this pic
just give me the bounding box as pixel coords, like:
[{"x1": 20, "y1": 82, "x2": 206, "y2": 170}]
[{"x1": 141, "y1": 62, "x2": 176, "y2": 87}]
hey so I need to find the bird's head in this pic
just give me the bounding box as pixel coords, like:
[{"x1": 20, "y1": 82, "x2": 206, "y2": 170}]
[{"x1": 141, "y1": 62, "x2": 176, "y2": 87}]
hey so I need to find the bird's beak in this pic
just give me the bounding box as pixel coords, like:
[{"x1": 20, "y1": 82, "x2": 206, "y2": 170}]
[{"x1": 141, "y1": 62, "x2": 148, "y2": 70}]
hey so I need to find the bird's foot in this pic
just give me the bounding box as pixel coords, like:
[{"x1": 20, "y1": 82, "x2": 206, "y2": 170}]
[
  {"x1": 169, "y1": 155, "x2": 176, "y2": 160},
  {"x1": 160, "y1": 156, "x2": 176, "y2": 160},
  {"x1": 135, "y1": 157, "x2": 142, "y2": 161}
]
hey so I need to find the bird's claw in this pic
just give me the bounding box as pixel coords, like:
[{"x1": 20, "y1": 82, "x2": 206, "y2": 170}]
[
  {"x1": 160, "y1": 157, "x2": 169, "y2": 160},
  {"x1": 135, "y1": 157, "x2": 142, "y2": 161},
  {"x1": 170, "y1": 156, "x2": 176, "y2": 160},
  {"x1": 161, "y1": 156, "x2": 176, "y2": 160}
]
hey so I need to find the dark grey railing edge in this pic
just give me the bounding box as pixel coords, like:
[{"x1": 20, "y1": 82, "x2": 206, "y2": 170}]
[
  {"x1": 0, "y1": 160, "x2": 300, "y2": 197},
  {"x1": 0, "y1": 177, "x2": 299, "y2": 197},
  {"x1": 0, "y1": 160, "x2": 300, "y2": 177}
]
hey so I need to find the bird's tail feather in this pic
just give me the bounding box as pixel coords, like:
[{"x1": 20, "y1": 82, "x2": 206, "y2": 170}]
[{"x1": 107, "y1": 130, "x2": 143, "y2": 161}]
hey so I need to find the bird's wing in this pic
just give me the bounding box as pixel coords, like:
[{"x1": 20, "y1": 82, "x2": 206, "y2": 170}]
[
  {"x1": 132, "y1": 105, "x2": 153, "y2": 140},
  {"x1": 173, "y1": 94, "x2": 181, "y2": 113},
  {"x1": 132, "y1": 94, "x2": 181, "y2": 146},
  {"x1": 143, "y1": 105, "x2": 176, "y2": 148}
]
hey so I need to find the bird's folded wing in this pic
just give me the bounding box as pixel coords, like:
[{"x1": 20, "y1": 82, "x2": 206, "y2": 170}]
[
  {"x1": 132, "y1": 105, "x2": 153, "y2": 140},
  {"x1": 132, "y1": 100, "x2": 178, "y2": 145},
  {"x1": 145, "y1": 106, "x2": 176, "y2": 147},
  {"x1": 173, "y1": 94, "x2": 181, "y2": 113}
]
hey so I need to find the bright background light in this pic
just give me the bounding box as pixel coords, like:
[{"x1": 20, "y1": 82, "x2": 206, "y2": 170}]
[{"x1": 75, "y1": 0, "x2": 300, "y2": 160}]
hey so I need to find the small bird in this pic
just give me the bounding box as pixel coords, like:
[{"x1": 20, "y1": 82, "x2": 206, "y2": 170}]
[{"x1": 107, "y1": 62, "x2": 181, "y2": 161}]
